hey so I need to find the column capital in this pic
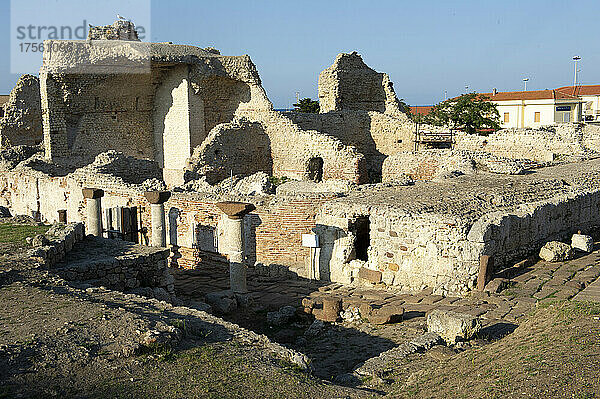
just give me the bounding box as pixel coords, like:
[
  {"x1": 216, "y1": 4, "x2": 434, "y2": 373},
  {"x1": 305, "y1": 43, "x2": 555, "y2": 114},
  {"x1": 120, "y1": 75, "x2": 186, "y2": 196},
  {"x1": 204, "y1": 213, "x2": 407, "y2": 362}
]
[
  {"x1": 216, "y1": 201, "x2": 255, "y2": 220},
  {"x1": 144, "y1": 191, "x2": 171, "y2": 204},
  {"x1": 82, "y1": 188, "x2": 104, "y2": 199}
]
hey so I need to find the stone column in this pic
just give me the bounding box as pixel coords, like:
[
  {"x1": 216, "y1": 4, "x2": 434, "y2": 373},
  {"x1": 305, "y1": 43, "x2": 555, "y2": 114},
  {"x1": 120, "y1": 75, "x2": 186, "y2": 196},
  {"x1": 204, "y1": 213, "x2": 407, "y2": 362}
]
[
  {"x1": 216, "y1": 201, "x2": 256, "y2": 293},
  {"x1": 82, "y1": 188, "x2": 104, "y2": 237},
  {"x1": 144, "y1": 191, "x2": 171, "y2": 247}
]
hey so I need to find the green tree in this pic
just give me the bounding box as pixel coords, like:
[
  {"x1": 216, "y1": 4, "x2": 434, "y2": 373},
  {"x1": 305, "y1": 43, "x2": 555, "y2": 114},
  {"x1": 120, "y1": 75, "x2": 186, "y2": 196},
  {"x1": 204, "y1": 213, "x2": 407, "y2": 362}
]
[
  {"x1": 424, "y1": 93, "x2": 500, "y2": 135},
  {"x1": 293, "y1": 98, "x2": 319, "y2": 113}
]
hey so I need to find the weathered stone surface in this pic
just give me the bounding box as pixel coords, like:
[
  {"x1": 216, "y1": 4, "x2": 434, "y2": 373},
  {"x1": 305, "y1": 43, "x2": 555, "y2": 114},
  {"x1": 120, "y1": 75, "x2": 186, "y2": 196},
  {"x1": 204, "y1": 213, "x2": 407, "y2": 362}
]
[
  {"x1": 358, "y1": 267, "x2": 382, "y2": 284},
  {"x1": 82, "y1": 188, "x2": 104, "y2": 199},
  {"x1": 365, "y1": 304, "x2": 404, "y2": 325},
  {"x1": 477, "y1": 255, "x2": 494, "y2": 291},
  {"x1": 427, "y1": 309, "x2": 481, "y2": 344},
  {"x1": 216, "y1": 201, "x2": 256, "y2": 219},
  {"x1": 572, "y1": 233, "x2": 594, "y2": 253},
  {"x1": 144, "y1": 191, "x2": 171, "y2": 204},
  {"x1": 205, "y1": 291, "x2": 237, "y2": 314},
  {"x1": 267, "y1": 305, "x2": 296, "y2": 326},
  {"x1": 315, "y1": 297, "x2": 341, "y2": 322},
  {"x1": 0, "y1": 75, "x2": 42, "y2": 148},
  {"x1": 484, "y1": 277, "x2": 509, "y2": 294},
  {"x1": 539, "y1": 241, "x2": 575, "y2": 262},
  {"x1": 31, "y1": 234, "x2": 50, "y2": 247}
]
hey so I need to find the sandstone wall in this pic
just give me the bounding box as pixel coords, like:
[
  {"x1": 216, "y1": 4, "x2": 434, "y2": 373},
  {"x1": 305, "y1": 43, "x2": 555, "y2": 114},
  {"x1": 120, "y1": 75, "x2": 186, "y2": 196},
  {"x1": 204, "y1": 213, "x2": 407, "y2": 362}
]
[
  {"x1": 454, "y1": 124, "x2": 600, "y2": 162},
  {"x1": 189, "y1": 111, "x2": 368, "y2": 184},
  {"x1": 286, "y1": 110, "x2": 413, "y2": 178},
  {"x1": 318, "y1": 52, "x2": 404, "y2": 115},
  {"x1": 0, "y1": 75, "x2": 43, "y2": 148},
  {"x1": 382, "y1": 149, "x2": 526, "y2": 182}
]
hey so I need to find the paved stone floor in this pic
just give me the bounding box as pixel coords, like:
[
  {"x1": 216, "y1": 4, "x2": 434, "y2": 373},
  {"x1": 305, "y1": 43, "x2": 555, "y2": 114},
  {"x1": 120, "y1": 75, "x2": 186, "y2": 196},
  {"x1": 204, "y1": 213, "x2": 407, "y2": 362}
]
[
  {"x1": 573, "y1": 271, "x2": 600, "y2": 302},
  {"x1": 171, "y1": 248, "x2": 600, "y2": 379}
]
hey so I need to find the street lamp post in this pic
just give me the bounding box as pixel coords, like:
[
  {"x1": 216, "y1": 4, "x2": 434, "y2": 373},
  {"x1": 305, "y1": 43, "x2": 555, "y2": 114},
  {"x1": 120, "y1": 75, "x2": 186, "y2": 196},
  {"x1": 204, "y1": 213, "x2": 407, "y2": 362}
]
[
  {"x1": 573, "y1": 56, "x2": 581, "y2": 87},
  {"x1": 523, "y1": 78, "x2": 529, "y2": 91}
]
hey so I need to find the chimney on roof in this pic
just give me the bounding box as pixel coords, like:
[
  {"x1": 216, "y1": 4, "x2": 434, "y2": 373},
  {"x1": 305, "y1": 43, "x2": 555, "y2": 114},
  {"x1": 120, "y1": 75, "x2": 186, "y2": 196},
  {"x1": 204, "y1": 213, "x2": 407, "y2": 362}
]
[{"x1": 492, "y1": 88, "x2": 498, "y2": 96}]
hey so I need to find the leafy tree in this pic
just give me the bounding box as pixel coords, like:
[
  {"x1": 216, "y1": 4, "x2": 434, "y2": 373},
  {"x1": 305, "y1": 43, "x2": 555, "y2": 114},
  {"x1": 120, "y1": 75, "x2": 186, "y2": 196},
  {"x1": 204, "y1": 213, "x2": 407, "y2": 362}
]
[
  {"x1": 424, "y1": 93, "x2": 500, "y2": 135},
  {"x1": 293, "y1": 98, "x2": 319, "y2": 113}
]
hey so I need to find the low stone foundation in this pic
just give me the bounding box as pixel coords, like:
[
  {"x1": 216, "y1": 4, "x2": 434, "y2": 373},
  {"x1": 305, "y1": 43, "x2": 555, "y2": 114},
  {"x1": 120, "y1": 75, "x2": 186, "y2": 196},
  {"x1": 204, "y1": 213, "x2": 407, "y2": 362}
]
[{"x1": 54, "y1": 236, "x2": 174, "y2": 295}]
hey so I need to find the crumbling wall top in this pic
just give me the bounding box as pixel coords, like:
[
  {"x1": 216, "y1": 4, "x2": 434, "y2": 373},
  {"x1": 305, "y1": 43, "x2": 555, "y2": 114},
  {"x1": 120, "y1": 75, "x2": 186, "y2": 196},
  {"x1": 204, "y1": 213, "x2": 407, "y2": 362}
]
[
  {"x1": 318, "y1": 51, "x2": 405, "y2": 116},
  {"x1": 88, "y1": 20, "x2": 140, "y2": 41}
]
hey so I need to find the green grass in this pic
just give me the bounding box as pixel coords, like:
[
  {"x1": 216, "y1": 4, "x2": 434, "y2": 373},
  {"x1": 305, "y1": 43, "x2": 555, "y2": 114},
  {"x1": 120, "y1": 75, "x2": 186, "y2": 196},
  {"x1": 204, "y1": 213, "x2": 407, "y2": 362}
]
[{"x1": 0, "y1": 223, "x2": 49, "y2": 244}]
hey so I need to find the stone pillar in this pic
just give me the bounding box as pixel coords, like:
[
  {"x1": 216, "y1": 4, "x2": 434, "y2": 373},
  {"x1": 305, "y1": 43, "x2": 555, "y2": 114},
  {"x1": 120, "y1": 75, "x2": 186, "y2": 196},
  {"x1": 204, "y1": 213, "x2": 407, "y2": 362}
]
[
  {"x1": 476, "y1": 255, "x2": 494, "y2": 291},
  {"x1": 144, "y1": 191, "x2": 171, "y2": 247},
  {"x1": 216, "y1": 201, "x2": 256, "y2": 293},
  {"x1": 82, "y1": 188, "x2": 104, "y2": 237}
]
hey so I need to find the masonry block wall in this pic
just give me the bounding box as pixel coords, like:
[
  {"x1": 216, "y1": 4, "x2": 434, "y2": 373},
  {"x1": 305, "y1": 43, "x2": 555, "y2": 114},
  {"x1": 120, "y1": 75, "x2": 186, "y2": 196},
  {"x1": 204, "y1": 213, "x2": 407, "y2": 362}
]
[
  {"x1": 41, "y1": 71, "x2": 156, "y2": 166},
  {"x1": 0, "y1": 74, "x2": 43, "y2": 148},
  {"x1": 454, "y1": 124, "x2": 600, "y2": 163}
]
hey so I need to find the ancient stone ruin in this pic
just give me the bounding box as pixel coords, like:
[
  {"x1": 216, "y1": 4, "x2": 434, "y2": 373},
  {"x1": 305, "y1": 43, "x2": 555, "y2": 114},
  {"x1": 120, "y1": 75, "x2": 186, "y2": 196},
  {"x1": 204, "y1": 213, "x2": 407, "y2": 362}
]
[{"x1": 3, "y1": 19, "x2": 600, "y2": 382}]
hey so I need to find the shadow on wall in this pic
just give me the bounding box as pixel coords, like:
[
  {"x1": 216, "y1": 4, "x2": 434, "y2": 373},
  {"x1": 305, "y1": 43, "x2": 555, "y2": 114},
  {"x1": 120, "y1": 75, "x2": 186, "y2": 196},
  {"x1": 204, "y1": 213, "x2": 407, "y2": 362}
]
[
  {"x1": 188, "y1": 120, "x2": 274, "y2": 184},
  {"x1": 288, "y1": 111, "x2": 389, "y2": 183},
  {"x1": 244, "y1": 213, "x2": 262, "y2": 266},
  {"x1": 195, "y1": 76, "x2": 251, "y2": 134}
]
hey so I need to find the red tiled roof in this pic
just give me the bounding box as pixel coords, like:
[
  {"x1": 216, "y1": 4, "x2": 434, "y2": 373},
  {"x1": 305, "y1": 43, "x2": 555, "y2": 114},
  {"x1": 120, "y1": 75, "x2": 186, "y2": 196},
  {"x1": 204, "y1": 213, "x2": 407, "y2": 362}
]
[
  {"x1": 410, "y1": 105, "x2": 434, "y2": 115},
  {"x1": 480, "y1": 89, "x2": 579, "y2": 101},
  {"x1": 556, "y1": 85, "x2": 600, "y2": 96}
]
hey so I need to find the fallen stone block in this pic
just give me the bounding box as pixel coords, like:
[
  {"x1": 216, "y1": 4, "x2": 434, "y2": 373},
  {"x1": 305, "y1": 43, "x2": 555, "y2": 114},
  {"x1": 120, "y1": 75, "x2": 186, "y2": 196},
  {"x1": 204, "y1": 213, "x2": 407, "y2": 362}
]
[
  {"x1": 359, "y1": 302, "x2": 404, "y2": 325},
  {"x1": 484, "y1": 277, "x2": 509, "y2": 294},
  {"x1": 205, "y1": 290, "x2": 237, "y2": 314},
  {"x1": 358, "y1": 267, "x2": 382, "y2": 284},
  {"x1": 427, "y1": 309, "x2": 481, "y2": 345},
  {"x1": 571, "y1": 233, "x2": 594, "y2": 253},
  {"x1": 539, "y1": 241, "x2": 574, "y2": 262},
  {"x1": 267, "y1": 305, "x2": 296, "y2": 326}
]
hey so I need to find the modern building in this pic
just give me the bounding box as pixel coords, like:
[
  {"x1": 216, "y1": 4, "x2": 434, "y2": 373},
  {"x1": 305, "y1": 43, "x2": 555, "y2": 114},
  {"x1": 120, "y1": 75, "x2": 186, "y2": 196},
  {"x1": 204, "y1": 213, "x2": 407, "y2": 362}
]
[
  {"x1": 556, "y1": 85, "x2": 600, "y2": 122},
  {"x1": 480, "y1": 89, "x2": 583, "y2": 129}
]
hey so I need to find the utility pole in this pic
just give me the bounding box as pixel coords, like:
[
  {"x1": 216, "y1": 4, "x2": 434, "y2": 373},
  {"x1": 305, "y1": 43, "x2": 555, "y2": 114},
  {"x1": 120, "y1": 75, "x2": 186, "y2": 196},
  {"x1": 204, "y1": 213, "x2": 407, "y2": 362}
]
[
  {"x1": 444, "y1": 90, "x2": 447, "y2": 101},
  {"x1": 295, "y1": 91, "x2": 300, "y2": 105},
  {"x1": 573, "y1": 55, "x2": 581, "y2": 88}
]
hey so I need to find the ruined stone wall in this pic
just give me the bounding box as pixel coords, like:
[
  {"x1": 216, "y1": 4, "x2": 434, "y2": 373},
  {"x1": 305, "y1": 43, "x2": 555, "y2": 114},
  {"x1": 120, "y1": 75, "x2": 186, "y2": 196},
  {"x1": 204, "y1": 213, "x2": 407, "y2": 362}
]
[
  {"x1": 286, "y1": 110, "x2": 413, "y2": 178},
  {"x1": 41, "y1": 71, "x2": 156, "y2": 166},
  {"x1": 190, "y1": 111, "x2": 368, "y2": 184},
  {"x1": 0, "y1": 167, "x2": 330, "y2": 275},
  {"x1": 186, "y1": 119, "x2": 273, "y2": 184},
  {"x1": 315, "y1": 204, "x2": 479, "y2": 295},
  {"x1": 316, "y1": 183, "x2": 600, "y2": 296},
  {"x1": 381, "y1": 150, "x2": 526, "y2": 182},
  {"x1": 0, "y1": 75, "x2": 42, "y2": 148},
  {"x1": 40, "y1": 40, "x2": 273, "y2": 173},
  {"x1": 454, "y1": 124, "x2": 600, "y2": 162},
  {"x1": 318, "y1": 52, "x2": 404, "y2": 115}
]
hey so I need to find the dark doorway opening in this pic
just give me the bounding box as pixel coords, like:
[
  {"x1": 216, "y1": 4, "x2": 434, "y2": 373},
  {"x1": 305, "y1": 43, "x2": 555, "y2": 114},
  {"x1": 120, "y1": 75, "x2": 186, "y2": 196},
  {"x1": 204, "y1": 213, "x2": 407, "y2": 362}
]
[
  {"x1": 307, "y1": 157, "x2": 324, "y2": 182},
  {"x1": 350, "y1": 216, "x2": 370, "y2": 261}
]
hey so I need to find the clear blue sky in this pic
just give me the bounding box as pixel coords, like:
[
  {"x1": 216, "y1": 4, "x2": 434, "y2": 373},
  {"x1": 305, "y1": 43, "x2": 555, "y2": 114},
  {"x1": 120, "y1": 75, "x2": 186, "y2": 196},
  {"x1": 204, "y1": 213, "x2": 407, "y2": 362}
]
[{"x1": 1, "y1": 0, "x2": 598, "y2": 108}]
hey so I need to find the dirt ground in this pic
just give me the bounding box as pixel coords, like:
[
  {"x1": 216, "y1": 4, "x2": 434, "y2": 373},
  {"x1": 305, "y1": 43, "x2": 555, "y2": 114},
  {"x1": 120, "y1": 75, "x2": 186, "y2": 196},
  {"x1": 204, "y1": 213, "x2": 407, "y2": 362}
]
[
  {"x1": 0, "y1": 223, "x2": 367, "y2": 399},
  {"x1": 2, "y1": 222, "x2": 600, "y2": 398}
]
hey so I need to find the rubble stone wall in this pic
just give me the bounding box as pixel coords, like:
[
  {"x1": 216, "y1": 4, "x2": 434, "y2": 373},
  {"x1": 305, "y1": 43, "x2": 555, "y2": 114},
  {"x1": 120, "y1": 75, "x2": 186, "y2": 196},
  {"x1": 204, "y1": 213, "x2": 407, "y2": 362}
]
[
  {"x1": 0, "y1": 75, "x2": 43, "y2": 148},
  {"x1": 40, "y1": 71, "x2": 156, "y2": 166},
  {"x1": 286, "y1": 110, "x2": 413, "y2": 177},
  {"x1": 54, "y1": 237, "x2": 173, "y2": 294},
  {"x1": 454, "y1": 124, "x2": 600, "y2": 162},
  {"x1": 316, "y1": 185, "x2": 600, "y2": 296},
  {"x1": 190, "y1": 111, "x2": 368, "y2": 184}
]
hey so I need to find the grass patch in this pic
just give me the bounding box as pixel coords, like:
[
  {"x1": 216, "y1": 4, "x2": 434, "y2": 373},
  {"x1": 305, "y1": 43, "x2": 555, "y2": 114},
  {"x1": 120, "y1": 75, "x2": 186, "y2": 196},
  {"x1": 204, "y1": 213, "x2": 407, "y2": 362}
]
[{"x1": 0, "y1": 223, "x2": 49, "y2": 244}]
